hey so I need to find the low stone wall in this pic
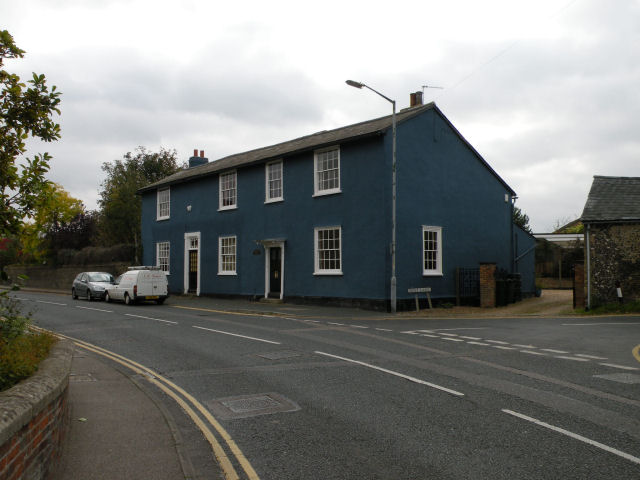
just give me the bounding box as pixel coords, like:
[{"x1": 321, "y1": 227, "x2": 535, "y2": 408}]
[
  {"x1": 4, "y1": 264, "x2": 129, "y2": 291},
  {"x1": 0, "y1": 340, "x2": 74, "y2": 480}
]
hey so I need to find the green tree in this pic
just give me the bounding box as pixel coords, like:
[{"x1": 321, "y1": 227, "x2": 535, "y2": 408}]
[
  {"x1": 0, "y1": 30, "x2": 61, "y2": 236},
  {"x1": 19, "y1": 183, "x2": 83, "y2": 263},
  {"x1": 98, "y1": 147, "x2": 182, "y2": 261},
  {"x1": 513, "y1": 206, "x2": 532, "y2": 233}
]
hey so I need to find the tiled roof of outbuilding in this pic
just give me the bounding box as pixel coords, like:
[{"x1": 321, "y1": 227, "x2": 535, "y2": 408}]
[
  {"x1": 139, "y1": 102, "x2": 515, "y2": 195},
  {"x1": 581, "y1": 176, "x2": 640, "y2": 222}
]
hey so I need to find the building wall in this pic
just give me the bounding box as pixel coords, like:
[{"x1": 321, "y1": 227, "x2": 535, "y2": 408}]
[
  {"x1": 513, "y1": 225, "x2": 537, "y2": 294},
  {"x1": 588, "y1": 223, "x2": 640, "y2": 304},
  {"x1": 393, "y1": 109, "x2": 516, "y2": 299},
  {"x1": 141, "y1": 135, "x2": 391, "y2": 301}
]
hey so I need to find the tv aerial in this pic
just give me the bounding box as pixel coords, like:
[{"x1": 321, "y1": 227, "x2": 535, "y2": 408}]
[{"x1": 422, "y1": 84, "x2": 444, "y2": 95}]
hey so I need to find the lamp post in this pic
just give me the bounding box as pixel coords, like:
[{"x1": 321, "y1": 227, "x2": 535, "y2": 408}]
[{"x1": 346, "y1": 80, "x2": 397, "y2": 313}]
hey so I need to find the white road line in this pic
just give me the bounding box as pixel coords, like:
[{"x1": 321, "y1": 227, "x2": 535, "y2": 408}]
[
  {"x1": 76, "y1": 306, "x2": 113, "y2": 313},
  {"x1": 420, "y1": 334, "x2": 440, "y2": 338},
  {"x1": 513, "y1": 344, "x2": 537, "y2": 349},
  {"x1": 402, "y1": 331, "x2": 421, "y2": 335},
  {"x1": 124, "y1": 313, "x2": 177, "y2": 325},
  {"x1": 520, "y1": 350, "x2": 546, "y2": 356},
  {"x1": 351, "y1": 325, "x2": 369, "y2": 329},
  {"x1": 575, "y1": 354, "x2": 607, "y2": 360},
  {"x1": 492, "y1": 345, "x2": 516, "y2": 350},
  {"x1": 375, "y1": 328, "x2": 393, "y2": 332},
  {"x1": 193, "y1": 326, "x2": 281, "y2": 344},
  {"x1": 562, "y1": 322, "x2": 640, "y2": 326},
  {"x1": 315, "y1": 351, "x2": 465, "y2": 397},
  {"x1": 37, "y1": 300, "x2": 67, "y2": 306},
  {"x1": 486, "y1": 340, "x2": 509, "y2": 345},
  {"x1": 441, "y1": 337, "x2": 464, "y2": 342},
  {"x1": 555, "y1": 356, "x2": 590, "y2": 362},
  {"x1": 305, "y1": 320, "x2": 321, "y2": 323},
  {"x1": 540, "y1": 349, "x2": 569, "y2": 354},
  {"x1": 328, "y1": 322, "x2": 345, "y2": 326},
  {"x1": 468, "y1": 341, "x2": 491, "y2": 346},
  {"x1": 502, "y1": 409, "x2": 640, "y2": 466},
  {"x1": 459, "y1": 336, "x2": 482, "y2": 340},
  {"x1": 598, "y1": 363, "x2": 639, "y2": 371},
  {"x1": 439, "y1": 333, "x2": 459, "y2": 336},
  {"x1": 434, "y1": 328, "x2": 486, "y2": 331}
]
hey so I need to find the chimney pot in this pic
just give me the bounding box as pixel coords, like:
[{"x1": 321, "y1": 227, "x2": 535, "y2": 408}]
[
  {"x1": 193, "y1": 149, "x2": 198, "y2": 156},
  {"x1": 410, "y1": 92, "x2": 417, "y2": 107},
  {"x1": 200, "y1": 150, "x2": 204, "y2": 158},
  {"x1": 415, "y1": 91, "x2": 423, "y2": 106}
]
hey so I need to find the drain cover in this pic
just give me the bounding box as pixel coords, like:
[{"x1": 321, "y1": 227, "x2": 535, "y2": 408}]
[
  {"x1": 208, "y1": 392, "x2": 300, "y2": 419},
  {"x1": 257, "y1": 350, "x2": 301, "y2": 360},
  {"x1": 594, "y1": 373, "x2": 640, "y2": 384}
]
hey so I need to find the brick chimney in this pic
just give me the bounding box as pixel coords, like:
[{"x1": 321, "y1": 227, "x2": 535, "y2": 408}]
[
  {"x1": 189, "y1": 149, "x2": 208, "y2": 168},
  {"x1": 409, "y1": 91, "x2": 423, "y2": 107}
]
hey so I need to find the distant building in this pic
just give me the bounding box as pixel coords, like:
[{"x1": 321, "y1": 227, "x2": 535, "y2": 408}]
[
  {"x1": 581, "y1": 176, "x2": 640, "y2": 306},
  {"x1": 138, "y1": 96, "x2": 535, "y2": 310}
]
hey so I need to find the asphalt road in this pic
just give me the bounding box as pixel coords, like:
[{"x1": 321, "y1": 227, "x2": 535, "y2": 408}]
[{"x1": 18, "y1": 291, "x2": 640, "y2": 479}]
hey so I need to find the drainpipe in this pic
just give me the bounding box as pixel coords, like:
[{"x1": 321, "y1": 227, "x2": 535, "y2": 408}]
[{"x1": 586, "y1": 223, "x2": 591, "y2": 310}]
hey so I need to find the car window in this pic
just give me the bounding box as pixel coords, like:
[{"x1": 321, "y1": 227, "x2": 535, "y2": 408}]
[
  {"x1": 81, "y1": 274, "x2": 88, "y2": 282},
  {"x1": 114, "y1": 275, "x2": 122, "y2": 285},
  {"x1": 89, "y1": 273, "x2": 113, "y2": 282}
]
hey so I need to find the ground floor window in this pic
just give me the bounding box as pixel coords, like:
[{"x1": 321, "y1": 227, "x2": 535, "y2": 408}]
[
  {"x1": 422, "y1": 226, "x2": 442, "y2": 275},
  {"x1": 315, "y1": 226, "x2": 342, "y2": 274},
  {"x1": 156, "y1": 241, "x2": 170, "y2": 272},
  {"x1": 219, "y1": 235, "x2": 237, "y2": 274}
]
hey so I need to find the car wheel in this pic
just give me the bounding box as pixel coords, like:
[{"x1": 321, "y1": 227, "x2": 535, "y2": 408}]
[
  {"x1": 87, "y1": 290, "x2": 92, "y2": 301},
  {"x1": 104, "y1": 292, "x2": 111, "y2": 303},
  {"x1": 72, "y1": 288, "x2": 78, "y2": 300},
  {"x1": 124, "y1": 293, "x2": 133, "y2": 305}
]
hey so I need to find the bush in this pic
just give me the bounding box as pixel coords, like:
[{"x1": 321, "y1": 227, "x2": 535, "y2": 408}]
[
  {"x1": 0, "y1": 289, "x2": 56, "y2": 391},
  {"x1": 584, "y1": 300, "x2": 640, "y2": 315}
]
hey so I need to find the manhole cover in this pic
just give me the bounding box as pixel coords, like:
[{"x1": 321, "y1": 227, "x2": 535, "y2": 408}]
[
  {"x1": 594, "y1": 373, "x2": 640, "y2": 384},
  {"x1": 208, "y1": 392, "x2": 300, "y2": 419},
  {"x1": 257, "y1": 350, "x2": 301, "y2": 360}
]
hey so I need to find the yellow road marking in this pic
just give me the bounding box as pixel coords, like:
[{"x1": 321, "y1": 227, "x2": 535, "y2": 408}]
[
  {"x1": 37, "y1": 327, "x2": 259, "y2": 480},
  {"x1": 633, "y1": 344, "x2": 640, "y2": 364}
]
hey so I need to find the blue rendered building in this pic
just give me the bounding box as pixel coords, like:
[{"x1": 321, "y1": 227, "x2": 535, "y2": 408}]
[{"x1": 138, "y1": 97, "x2": 535, "y2": 310}]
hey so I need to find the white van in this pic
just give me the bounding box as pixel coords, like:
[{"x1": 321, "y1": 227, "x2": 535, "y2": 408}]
[{"x1": 105, "y1": 267, "x2": 169, "y2": 305}]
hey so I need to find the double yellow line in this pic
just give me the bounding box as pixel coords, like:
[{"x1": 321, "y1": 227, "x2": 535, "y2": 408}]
[{"x1": 37, "y1": 328, "x2": 260, "y2": 480}]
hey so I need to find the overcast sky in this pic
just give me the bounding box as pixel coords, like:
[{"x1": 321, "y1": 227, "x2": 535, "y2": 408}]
[{"x1": 4, "y1": 0, "x2": 639, "y2": 232}]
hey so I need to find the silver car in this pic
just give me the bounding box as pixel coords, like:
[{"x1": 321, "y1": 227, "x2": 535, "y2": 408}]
[{"x1": 71, "y1": 272, "x2": 115, "y2": 301}]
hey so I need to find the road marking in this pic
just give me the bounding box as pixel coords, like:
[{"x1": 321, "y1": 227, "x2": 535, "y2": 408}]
[
  {"x1": 459, "y1": 336, "x2": 482, "y2": 340},
  {"x1": 486, "y1": 340, "x2": 509, "y2": 345},
  {"x1": 439, "y1": 333, "x2": 459, "y2": 336},
  {"x1": 503, "y1": 409, "x2": 640, "y2": 466},
  {"x1": 598, "y1": 363, "x2": 639, "y2": 371},
  {"x1": 402, "y1": 331, "x2": 421, "y2": 335},
  {"x1": 540, "y1": 349, "x2": 569, "y2": 354},
  {"x1": 434, "y1": 328, "x2": 486, "y2": 331},
  {"x1": 351, "y1": 325, "x2": 369, "y2": 329},
  {"x1": 328, "y1": 322, "x2": 345, "y2": 326},
  {"x1": 420, "y1": 334, "x2": 440, "y2": 338},
  {"x1": 193, "y1": 326, "x2": 281, "y2": 345},
  {"x1": 575, "y1": 354, "x2": 607, "y2": 360},
  {"x1": 520, "y1": 350, "x2": 546, "y2": 356},
  {"x1": 513, "y1": 344, "x2": 537, "y2": 349},
  {"x1": 555, "y1": 356, "x2": 590, "y2": 362},
  {"x1": 441, "y1": 337, "x2": 464, "y2": 342},
  {"x1": 75, "y1": 306, "x2": 114, "y2": 313},
  {"x1": 492, "y1": 345, "x2": 515, "y2": 350},
  {"x1": 37, "y1": 328, "x2": 260, "y2": 480},
  {"x1": 315, "y1": 351, "x2": 465, "y2": 397},
  {"x1": 634, "y1": 345, "x2": 640, "y2": 364},
  {"x1": 124, "y1": 313, "x2": 177, "y2": 325},
  {"x1": 36, "y1": 300, "x2": 67, "y2": 306},
  {"x1": 375, "y1": 328, "x2": 393, "y2": 332},
  {"x1": 467, "y1": 341, "x2": 491, "y2": 346},
  {"x1": 562, "y1": 322, "x2": 640, "y2": 326}
]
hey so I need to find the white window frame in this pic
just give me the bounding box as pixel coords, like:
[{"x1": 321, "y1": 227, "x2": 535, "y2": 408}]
[
  {"x1": 156, "y1": 241, "x2": 170, "y2": 273},
  {"x1": 314, "y1": 226, "x2": 342, "y2": 275},
  {"x1": 265, "y1": 160, "x2": 284, "y2": 203},
  {"x1": 219, "y1": 171, "x2": 237, "y2": 210},
  {"x1": 157, "y1": 188, "x2": 170, "y2": 220},
  {"x1": 422, "y1": 226, "x2": 443, "y2": 276},
  {"x1": 313, "y1": 147, "x2": 341, "y2": 196},
  {"x1": 218, "y1": 235, "x2": 237, "y2": 275}
]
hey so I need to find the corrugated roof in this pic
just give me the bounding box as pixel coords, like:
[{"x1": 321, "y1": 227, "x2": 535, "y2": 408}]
[
  {"x1": 139, "y1": 102, "x2": 515, "y2": 195},
  {"x1": 581, "y1": 176, "x2": 640, "y2": 222}
]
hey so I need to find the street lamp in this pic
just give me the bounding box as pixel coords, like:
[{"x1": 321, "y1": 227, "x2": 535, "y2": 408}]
[{"x1": 346, "y1": 80, "x2": 397, "y2": 313}]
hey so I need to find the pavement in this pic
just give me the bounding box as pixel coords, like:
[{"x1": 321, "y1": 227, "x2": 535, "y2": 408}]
[{"x1": 43, "y1": 289, "x2": 576, "y2": 479}]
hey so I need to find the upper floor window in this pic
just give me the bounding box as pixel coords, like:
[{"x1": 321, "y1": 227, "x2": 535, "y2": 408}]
[
  {"x1": 219, "y1": 171, "x2": 237, "y2": 210},
  {"x1": 422, "y1": 226, "x2": 443, "y2": 276},
  {"x1": 314, "y1": 226, "x2": 342, "y2": 275},
  {"x1": 218, "y1": 235, "x2": 237, "y2": 275},
  {"x1": 157, "y1": 188, "x2": 170, "y2": 220},
  {"x1": 314, "y1": 147, "x2": 341, "y2": 196},
  {"x1": 156, "y1": 241, "x2": 170, "y2": 272},
  {"x1": 265, "y1": 160, "x2": 283, "y2": 203}
]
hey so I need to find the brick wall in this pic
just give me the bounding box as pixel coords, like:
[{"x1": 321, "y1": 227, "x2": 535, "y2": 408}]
[
  {"x1": 588, "y1": 223, "x2": 640, "y2": 304},
  {"x1": 573, "y1": 262, "x2": 585, "y2": 309},
  {"x1": 479, "y1": 263, "x2": 496, "y2": 308},
  {"x1": 0, "y1": 340, "x2": 73, "y2": 480}
]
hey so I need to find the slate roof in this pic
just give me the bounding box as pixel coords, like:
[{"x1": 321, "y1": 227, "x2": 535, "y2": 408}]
[
  {"x1": 581, "y1": 176, "x2": 640, "y2": 222},
  {"x1": 139, "y1": 102, "x2": 515, "y2": 195}
]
